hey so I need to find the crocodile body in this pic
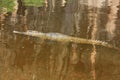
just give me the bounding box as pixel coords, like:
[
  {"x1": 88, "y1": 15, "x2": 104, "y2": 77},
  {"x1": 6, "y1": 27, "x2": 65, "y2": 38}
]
[{"x1": 13, "y1": 30, "x2": 119, "y2": 50}]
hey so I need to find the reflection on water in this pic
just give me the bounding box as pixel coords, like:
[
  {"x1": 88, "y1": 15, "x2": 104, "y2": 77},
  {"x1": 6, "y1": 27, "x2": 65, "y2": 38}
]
[{"x1": 0, "y1": 0, "x2": 120, "y2": 80}]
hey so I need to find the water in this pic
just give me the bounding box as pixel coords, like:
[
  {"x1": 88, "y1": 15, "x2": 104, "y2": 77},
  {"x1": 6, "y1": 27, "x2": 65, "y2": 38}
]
[{"x1": 0, "y1": 0, "x2": 120, "y2": 80}]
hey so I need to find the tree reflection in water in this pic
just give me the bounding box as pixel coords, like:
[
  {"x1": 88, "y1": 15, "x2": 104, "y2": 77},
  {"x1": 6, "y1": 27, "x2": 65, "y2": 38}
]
[{"x1": 0, "y1": 0, "x2": 120, "y2": 80}]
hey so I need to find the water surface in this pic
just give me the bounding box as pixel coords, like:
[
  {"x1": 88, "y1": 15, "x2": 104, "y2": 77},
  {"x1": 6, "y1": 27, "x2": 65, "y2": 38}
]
[{"x1": 0, "y1": 0, "x2": 120, "y2": 80}]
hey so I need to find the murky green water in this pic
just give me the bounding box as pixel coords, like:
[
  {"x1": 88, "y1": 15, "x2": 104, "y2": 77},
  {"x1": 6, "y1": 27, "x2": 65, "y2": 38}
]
[{"x1": 0, "y1": 0, "x2": 120, "y2": 80}]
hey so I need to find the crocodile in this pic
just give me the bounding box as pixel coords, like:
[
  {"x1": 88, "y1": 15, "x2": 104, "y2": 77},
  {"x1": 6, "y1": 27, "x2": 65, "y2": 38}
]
[{"x1": 13, "y1": 30, "x2": 119, "y2": 50}]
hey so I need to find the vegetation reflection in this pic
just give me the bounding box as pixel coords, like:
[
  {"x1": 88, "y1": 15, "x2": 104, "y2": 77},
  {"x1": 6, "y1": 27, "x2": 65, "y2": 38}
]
[
  {"x1": 0, "y1": 0, "x2": 15, "y2": 13},
  {"x1": 23, "y1": 0, "x2": 44, "y2": 7}
]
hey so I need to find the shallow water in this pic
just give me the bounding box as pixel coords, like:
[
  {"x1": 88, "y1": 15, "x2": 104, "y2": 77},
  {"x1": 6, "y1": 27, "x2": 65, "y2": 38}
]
[{"x1": 0, "y1": 0, "x2": 120, "y2": 80}]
